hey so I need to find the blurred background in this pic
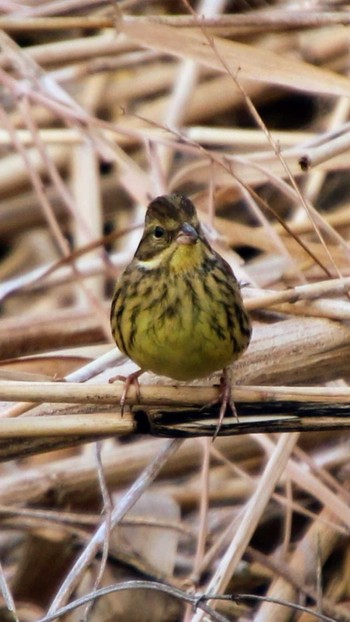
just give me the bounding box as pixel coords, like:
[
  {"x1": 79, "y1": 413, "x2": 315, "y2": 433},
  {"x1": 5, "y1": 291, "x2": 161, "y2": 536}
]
[{"x1": 1, "y1": 1, "x2": 350, "y2": 621}]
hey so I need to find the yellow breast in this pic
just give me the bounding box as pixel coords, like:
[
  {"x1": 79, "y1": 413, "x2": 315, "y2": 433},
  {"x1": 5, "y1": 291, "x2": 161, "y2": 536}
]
[{"x1": 112, "y1": 248, "x2": 250, "y2": 381}]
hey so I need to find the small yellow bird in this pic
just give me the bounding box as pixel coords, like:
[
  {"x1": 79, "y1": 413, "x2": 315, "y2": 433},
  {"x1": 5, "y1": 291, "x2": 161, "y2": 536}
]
[{"x1": 110, "y1": 194, "x2": 251, "y2": 430}]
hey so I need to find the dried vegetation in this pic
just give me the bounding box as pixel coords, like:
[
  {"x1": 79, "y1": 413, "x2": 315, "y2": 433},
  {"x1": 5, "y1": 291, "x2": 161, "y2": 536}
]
[{"x1": 1, "y1": 1, "x2": 350, "y2": 621}]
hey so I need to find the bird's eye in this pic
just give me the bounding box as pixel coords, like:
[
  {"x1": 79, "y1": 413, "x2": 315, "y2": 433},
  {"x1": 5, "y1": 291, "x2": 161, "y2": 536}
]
[{"x1": 153, "y1": 225, "x2": 166, "y2": 239}]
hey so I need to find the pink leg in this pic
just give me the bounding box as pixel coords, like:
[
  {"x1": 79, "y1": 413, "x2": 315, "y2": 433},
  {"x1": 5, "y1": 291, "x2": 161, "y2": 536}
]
[
  {"x1": 213, "y1": 367, "x2": 238, "y2": 440},
  {"x1": 109, "y1": 368, "x2": 144, "y2": 416}
]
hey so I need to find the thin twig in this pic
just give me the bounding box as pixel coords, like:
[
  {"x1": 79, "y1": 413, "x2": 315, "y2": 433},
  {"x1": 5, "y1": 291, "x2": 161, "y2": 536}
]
[{"x1": 47, "y1": 438, "x2": 183, "y2": 614}]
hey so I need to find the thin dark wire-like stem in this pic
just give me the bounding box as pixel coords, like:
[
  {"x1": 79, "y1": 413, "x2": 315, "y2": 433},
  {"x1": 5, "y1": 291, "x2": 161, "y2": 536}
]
[
  {"x1": 40, "y1": 581, "x2": 230, "y2": 622},
  {"x1": 39, "y1": 580, "x2": 338, "y2": 622}
]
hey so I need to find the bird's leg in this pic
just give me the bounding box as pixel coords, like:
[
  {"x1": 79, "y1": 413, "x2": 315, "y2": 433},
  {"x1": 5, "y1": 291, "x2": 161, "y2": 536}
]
[
  {"x1": 109, "y1": 368, "x2": 144, "y2": 416},
  {"x1": 213, "y1": 366, "x2": 239, "y2": 440}
]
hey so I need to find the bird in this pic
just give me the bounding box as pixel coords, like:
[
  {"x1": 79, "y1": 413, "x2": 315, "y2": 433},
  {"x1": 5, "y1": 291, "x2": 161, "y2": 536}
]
[{"x1": 110, "y1": 193, "x2": 251, "y2": 434}]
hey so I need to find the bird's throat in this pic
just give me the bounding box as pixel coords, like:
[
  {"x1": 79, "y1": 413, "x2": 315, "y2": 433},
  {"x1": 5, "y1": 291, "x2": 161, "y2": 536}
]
[
  {"x1": 169, "y1": 241, "x2": 204, "y2": 273},
  {"x1": 137, "y1": 241, "x2": 205, "y2": 274}
]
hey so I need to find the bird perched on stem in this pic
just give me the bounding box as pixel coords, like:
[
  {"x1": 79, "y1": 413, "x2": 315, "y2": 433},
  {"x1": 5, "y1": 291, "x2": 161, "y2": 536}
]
[{"x1": 110, "y1": 194, "x2": 251, "y2": 435}]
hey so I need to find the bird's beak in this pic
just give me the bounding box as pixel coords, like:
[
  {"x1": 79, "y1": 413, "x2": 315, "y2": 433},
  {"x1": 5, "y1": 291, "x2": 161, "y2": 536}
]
[{"x1": 176, "y1": 223, "x2": 198, "y2": 246}]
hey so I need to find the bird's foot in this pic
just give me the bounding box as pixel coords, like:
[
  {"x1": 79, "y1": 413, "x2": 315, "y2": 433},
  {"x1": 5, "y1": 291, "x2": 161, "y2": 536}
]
[
  {"x1": 212, "y1": 367, "x2": 238, "y2": 441},
  {"x1": 109, "y1": 368, "x2": 144, "y2": 416}
]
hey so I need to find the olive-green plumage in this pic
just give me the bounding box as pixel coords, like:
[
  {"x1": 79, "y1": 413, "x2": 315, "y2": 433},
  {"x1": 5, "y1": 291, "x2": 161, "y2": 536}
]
[{"x1": 111, "y1": 194, "x2": 251, "y2": 381}]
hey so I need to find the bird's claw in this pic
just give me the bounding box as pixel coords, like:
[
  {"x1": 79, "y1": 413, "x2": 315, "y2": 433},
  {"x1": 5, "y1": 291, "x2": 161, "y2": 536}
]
[
  {"x1": 109, "y1": 369, "x2": 143, "y2": 416},
  {"x1": 211, "y1": 367, "x2": 238, "y2": 441}
]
